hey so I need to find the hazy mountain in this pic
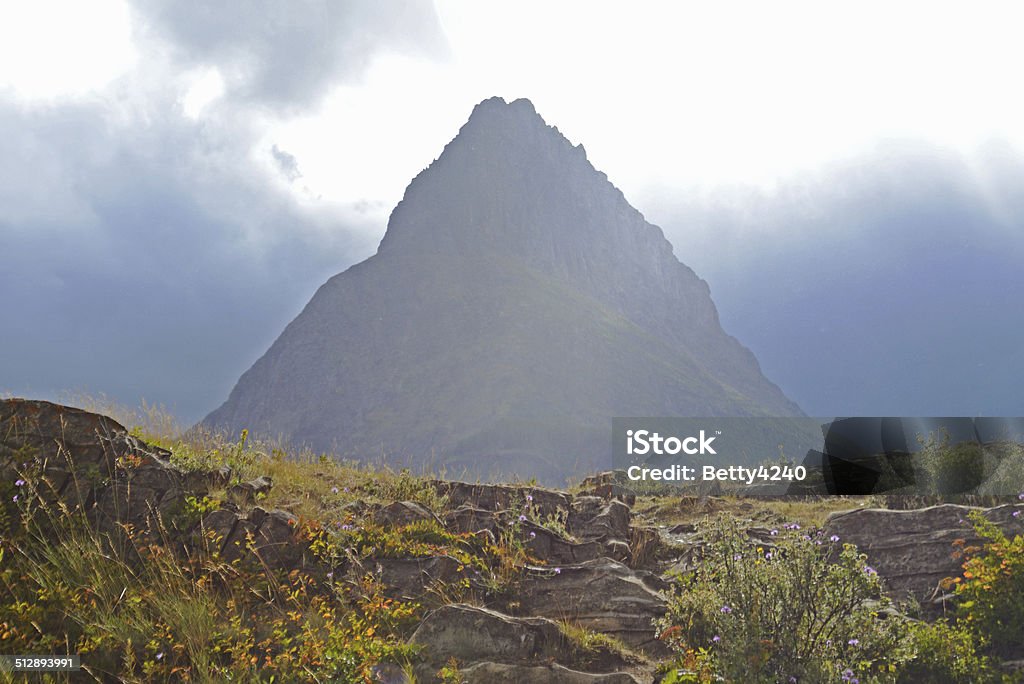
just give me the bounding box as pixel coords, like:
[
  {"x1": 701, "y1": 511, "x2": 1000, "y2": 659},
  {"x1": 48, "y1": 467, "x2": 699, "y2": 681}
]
[{"x1": 204, "y1": 97, "x2": 801, "y2": 483}]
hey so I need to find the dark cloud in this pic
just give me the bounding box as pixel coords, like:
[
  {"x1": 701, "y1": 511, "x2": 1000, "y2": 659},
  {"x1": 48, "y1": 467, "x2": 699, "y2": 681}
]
[
  {"x1": 645, "y1": 140, "x2": 1024, "y2": 417},
  {"x1": 0, "y1": 85, "x2": 376, "y2": 424},
  {"x1": 130, "y1": 0, "x2": 448, "y2": 111},
  {"x1": 1, "y1": 0, "x2": 448, "y2": 422}
]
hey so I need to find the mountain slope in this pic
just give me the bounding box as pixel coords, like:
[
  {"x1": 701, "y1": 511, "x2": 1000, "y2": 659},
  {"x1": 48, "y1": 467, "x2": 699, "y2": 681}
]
[{"x1": 205, "y1": 97, "x2": 801, "y2": 482}]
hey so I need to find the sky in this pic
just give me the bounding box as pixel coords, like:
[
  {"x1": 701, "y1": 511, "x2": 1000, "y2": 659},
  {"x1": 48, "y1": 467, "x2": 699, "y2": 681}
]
[{"x1": 2, "y1": 0, "x2": 1023, "y2": 422}]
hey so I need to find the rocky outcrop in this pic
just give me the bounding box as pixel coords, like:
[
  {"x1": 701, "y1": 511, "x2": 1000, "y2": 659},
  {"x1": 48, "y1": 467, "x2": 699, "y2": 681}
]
[
  {"x1": 2, "y1": 399, "x2": 194, "y2": 536},
  {"x1": 824, "y1": 503, "x2": 1024, "y2": 607},
  {"x1": 1, "y1": 399, "x2": 308, "y2": 570},
  {"x1": 432, "y1": 480, "x2": 572, "y2": 519},
  {"x1": 458, "y1": 662, "x2": 640, "y2": 683},
  {"x1": 408, "y1": 604, "x2": 640, "y2": 683},
  {"x1": 514, "y1": 558, "x2": 668, "y2": 654},
  {"x1": 373, "y1": 500, "x2": 444, "y2": 527}
]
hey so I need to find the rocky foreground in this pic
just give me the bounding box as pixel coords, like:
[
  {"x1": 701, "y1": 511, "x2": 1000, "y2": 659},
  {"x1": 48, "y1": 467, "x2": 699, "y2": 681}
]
[{"x1": 2, "y1": 399, "x2": 1023, "y2": 682}]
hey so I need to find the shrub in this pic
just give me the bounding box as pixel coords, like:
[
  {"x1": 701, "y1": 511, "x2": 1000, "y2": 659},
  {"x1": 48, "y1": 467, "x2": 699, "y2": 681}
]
[
  {"x1": 916, "y1": 428, "x2": 987, "y2": 494},
  {"x1": 657, "y1": 515, "x2": 910, "y2": 683},
  {"x1": 896, "y1": 619, "x2": 995, "y2": 683},
  {"x1": 952, "y1": 509, "x2": 1024, "y2": 659}
]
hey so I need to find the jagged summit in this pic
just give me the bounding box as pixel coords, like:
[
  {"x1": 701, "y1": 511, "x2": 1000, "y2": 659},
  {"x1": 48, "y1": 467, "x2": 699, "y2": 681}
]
[
  {"x1": 205, "y1": 98, "x2": 802, "y2": 484},
  {"x1": 378, "y1": 95, "x2": 610, "y2": 256}
]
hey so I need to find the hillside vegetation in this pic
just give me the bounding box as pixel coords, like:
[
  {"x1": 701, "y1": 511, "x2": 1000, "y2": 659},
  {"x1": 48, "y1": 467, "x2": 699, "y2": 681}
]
[{"x1": 2, "y1": 397, "x2": 1023, "y2": 683}]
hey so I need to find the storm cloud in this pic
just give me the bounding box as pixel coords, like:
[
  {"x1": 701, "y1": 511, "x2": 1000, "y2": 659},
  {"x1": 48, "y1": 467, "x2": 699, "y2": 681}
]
[
  {"x1": 2, "y1": 1, "x2": 1022, "y2": 426},
  {"x1": 131, "y1": 0, "x2": 447, "y2": 111},
  {"x1": 1, "y1": 1, "x2": 445, "y2": 422},
  {"x1": 645, "y1": 140, "x2": 1024, "y2": 417}
]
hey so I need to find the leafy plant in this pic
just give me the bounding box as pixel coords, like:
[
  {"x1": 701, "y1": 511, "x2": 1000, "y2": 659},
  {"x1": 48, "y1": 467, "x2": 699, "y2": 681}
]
[
  {"x1": 657, "y1": 515, "x2": 912, "y2": 683},
  {"x1": 896, "y1": 619, "x2": 995, "y2": 683},
  {"x1": 951, "y1": 509, "x2": 1024, "y2": 659}
]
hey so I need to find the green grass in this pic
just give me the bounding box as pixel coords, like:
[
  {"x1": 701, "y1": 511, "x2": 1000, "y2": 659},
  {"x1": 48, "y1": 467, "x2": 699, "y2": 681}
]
[{"x1": 0, "y1": 398, "x2": 557, "y2": 681}]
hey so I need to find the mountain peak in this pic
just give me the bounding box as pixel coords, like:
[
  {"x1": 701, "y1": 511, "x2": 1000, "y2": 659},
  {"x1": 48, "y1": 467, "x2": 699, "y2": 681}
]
[
  {"x1": 378, "y1": 97, "x2": 599, "y2": 257},
  {"x1": 470, "y1": 96, "x2": 539, "y2": 117},
  {"x1": 457, "y1": 96, "x2": 560, "y2": 148},
  {"x1": 205, "y1": 99, "x2": 802, "y2": 484}
]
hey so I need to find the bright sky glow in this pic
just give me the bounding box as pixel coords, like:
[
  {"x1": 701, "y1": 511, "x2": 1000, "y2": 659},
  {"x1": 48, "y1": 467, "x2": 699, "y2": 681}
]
[
  {"x1": 181, "y1": 68, "x2": 226, "y2": 119},
  {"x1": 4, "y1": 0, "x2": 1024, "y2": 222},
  {"x1": 0, "y1": 0, "x2": 136, "y2": 99},
  {"x1": 270, "y1": 0, "x2": 1024, "y2": 218}
]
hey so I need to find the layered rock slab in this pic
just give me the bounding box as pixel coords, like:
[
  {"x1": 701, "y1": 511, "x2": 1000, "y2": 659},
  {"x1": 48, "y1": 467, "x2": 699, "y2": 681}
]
[{"x1": 825, "y1": 503, "x2": 1024, "y2": 606}]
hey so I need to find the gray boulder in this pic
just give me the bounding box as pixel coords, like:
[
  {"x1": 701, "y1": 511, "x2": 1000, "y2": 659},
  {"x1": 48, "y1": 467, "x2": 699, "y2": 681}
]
[{"x1": 825, "y1": 503, "x2": 1024, "y2": 606}]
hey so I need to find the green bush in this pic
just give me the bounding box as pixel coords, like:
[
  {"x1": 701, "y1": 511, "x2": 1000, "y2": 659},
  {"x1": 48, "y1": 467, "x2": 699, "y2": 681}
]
[
  {"x1": 953, "y1": 510, "x2": 1024, "y2": 659},
  {"x1": 657, "y1": 515, "x2": 910, "y2": 683},
  {"x1": 916, "y1": 428, "x2": 987, "y2": 494},
  {"x1": 896, "y1": 619, "x2": 995, "y2": 683}
]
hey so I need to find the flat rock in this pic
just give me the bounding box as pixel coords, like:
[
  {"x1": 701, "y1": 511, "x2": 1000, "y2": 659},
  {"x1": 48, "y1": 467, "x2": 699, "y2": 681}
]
[
  {"x1": 373, "y1": 500, "x2": 442, "y2": 527},
  {"x1": 515, "y1": 558, "x2": 667, "y2": 653},
  {"x1": 444, "y1": 504, "x2": 503, "y2": 534},
  {"x1": 369, "y1": 555, "x2": 465, "y2": 600},
  {"x1": 524, "y1": 522, "x2": 603, "y2": 565},
  {"x1": 824, "y1": 503, "x2": 1024, "y2": 605},
  {"x1": 408, "y1": 604, "x2": 573, "y2": 678},
  {"x1": 459, "y1": 662, "x2": 641, "y2": 683},
  {"x1": 430, "y1": 480, "x2": 571, "y2": 518}
]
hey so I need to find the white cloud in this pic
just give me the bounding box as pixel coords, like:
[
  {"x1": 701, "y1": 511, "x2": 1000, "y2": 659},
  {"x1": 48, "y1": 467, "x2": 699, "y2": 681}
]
[
  {"x1": 181, "y1": 68, "x2": 225, "y2": 119},
  {"x1": 0, "y1": 0, "x2": 136, "y2": 99}
]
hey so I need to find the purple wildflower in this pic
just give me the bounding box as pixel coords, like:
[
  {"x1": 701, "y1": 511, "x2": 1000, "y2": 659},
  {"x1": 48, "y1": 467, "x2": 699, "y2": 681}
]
[
  {"x1": 864, "y1": 566, "x2": 877, "y2": 575},
  {"x1": 830, "y1": 534, "x2": 840, "y2": 542},
  {"x1": 326, "y1": 571, "x2": 333, "y2": 579},
  {"x1": 554, "y1": 567, "x2": 561, "y2": 574},
  {"x1": 529, "y1": 531, "x2": 536, "y2": 538},
  {"x1": 12, "y1": 495, "x2": 18, "y2": 502},
  {"x1": 765, "y1": 552, "x2": 774, "y2": 560},
  {"x1": 733, "y1": 553, "x2": 742, "y2": 561},
  {"x1": 331, "y1": 486, "x2": 339, "y2": 494},
  {"x1": 14, "y1": 479, "x2": 25, "y2": 487},
  {"x1": 519, "y1": 514, "x2": 527, "y2": 522},
  {"x1": 770, "y1": 529, "x2": 778, "y2": 536},
  {"x1": 156, "y1": 652, "x2": 164, "y2": 661},
  {"x1": 1013, "y1": 511, "x2": 1021, "y2": 518},
  {"x1": 526, "y1": 494, "x2": 533, "y2": 502},
  {"x1": 720, "y1": 604, "x2": 733, "y2": 614},
  {"x1": 712, "y1": 635, "x2": 721, "y2": 643},
  {"x1": 848, "y1": 638, "x2": 859, "y2": 646}
]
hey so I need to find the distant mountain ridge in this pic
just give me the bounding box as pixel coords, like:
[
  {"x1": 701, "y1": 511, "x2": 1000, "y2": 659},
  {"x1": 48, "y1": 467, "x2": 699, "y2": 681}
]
[{"x1": 205, "y1": 97, "x2": 801, "y2": 483}]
